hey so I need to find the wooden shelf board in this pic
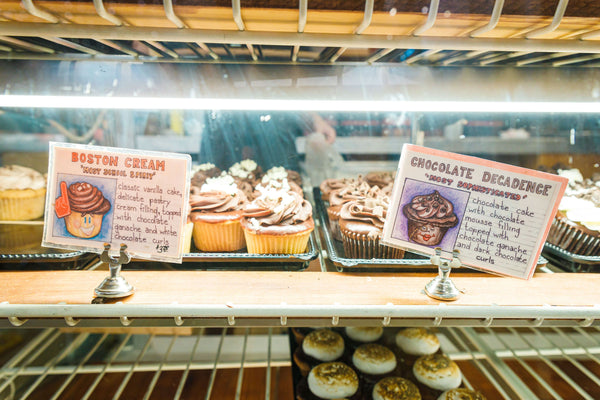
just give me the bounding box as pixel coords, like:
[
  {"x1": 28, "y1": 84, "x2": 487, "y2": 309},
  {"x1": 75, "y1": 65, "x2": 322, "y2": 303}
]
[{"x1": 0, "y1": 271, "x2": 598, "y2": 308}]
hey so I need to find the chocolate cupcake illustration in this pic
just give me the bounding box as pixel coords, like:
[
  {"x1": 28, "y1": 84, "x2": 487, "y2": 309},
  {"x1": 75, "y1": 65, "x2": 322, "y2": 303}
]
[
  {"x1": 55, "y1": 181, "x2": 111, "y2": 239},
  {"x1": 403, "y1": 190, "x2": 458, "y2": 246}
]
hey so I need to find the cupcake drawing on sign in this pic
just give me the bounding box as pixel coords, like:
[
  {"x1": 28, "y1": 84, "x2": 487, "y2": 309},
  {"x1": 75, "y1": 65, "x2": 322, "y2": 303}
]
[
  {"x1": 403, "y1": 190, "x2": 458, "y2": 246},
  {"x1": 55, "y1": 181, "x2": 111, "y2": 239}
]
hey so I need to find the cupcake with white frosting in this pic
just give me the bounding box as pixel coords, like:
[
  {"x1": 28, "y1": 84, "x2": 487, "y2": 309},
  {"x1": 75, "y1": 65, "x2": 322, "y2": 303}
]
[
  {"x1": 0, "y1": 165, "x2": 46, "y2": 221},
  {"x1": 372, "y1": 376, "x2": 421, "y2": 400},
  {"x1": 352, "y1": 343, "x2": 398, "y2": 389},
  {"x1": 293, "y1": 329, "x2": 346, "y2": 376},
  {"x1": 296, "y1": 362, "x2": 360, "y2": 400},
  {"x1": 413, "y1": 354, "x2": 461, "y2": 400},
  {"x1": 437, "y1": 388, "x2": 486, "y2": 400},
  {"x1": 344, "y1": 326, "x2": 384, "y2": 349},
  {"x1": 395, "y1": 328, "x2": 440, "y2": 372}
]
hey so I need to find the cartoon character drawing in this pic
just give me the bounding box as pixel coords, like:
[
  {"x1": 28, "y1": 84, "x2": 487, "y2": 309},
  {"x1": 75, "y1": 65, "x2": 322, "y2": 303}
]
[
  {"x1": 55, "y1": 181, "x2": 111, "y2": 239},
  {"x1": 403, "y1": 190, "x2": 458, "y2": 246}
]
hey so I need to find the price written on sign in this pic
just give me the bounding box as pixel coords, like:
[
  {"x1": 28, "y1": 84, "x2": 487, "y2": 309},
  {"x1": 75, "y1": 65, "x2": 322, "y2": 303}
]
[
  {"x1": 382, "y1": 144, "x2": 568, "y2": 279},
  {"x1": 43, "y1": 143, "x2": 191, "y2": 263}
]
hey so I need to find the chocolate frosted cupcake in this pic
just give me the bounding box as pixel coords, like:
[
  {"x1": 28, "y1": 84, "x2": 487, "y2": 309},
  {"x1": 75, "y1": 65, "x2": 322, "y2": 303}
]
[
  {"x1": 189, "y1": 174, "x2": 248, "y2": 252},
  {"x1": 437, "y1": 388, "x2": 486, "y2": 400},
  {"x1": 293, "y1": 329, "x2": 346, "y2": 376},
  {"x1": 229, "y1": 159, "x2": 262, "y2": 185},
  {"x1": 62, "y1": 182, "x2": 111, "y2": 239},
  {"x1": 296, "y1": 362, "x2": 361, "y2": 400},
  {"x1": 339, "y1": 197, "x2": 404, "y2": 259},
  {"x1": 546, "y1": 171, "x2": 600, "y2": 256},
  {"x1": 403, "y1": 191, "x2": 458, "y2": 247},
  {"x1": 241, "y1": 189, "x2": 314, "y2": 254},
  {"x1": 366, "y1": 171, "x2": 395, "y2": 189},
  {"x1": 191, "y1": 162, "x2": 221, "y2": 187},
  {"x1": 255, "y1": 176, "x2": 304, "y2": 198},
  {"x1": 320, "y1": 177, "x2": 356, "y2": 201},
  {"x1": 412, "y1": 354, "x2": 461, "y2": 400},
  {"x1": 372, "y1": 377, "x2": 421, "y2": 400},
  {"x1": 327, "y1": 181, "x2": 376, "y2": 241},
  {"x1": 262, "y1": 166, "x2": 302, "y2": 187}
]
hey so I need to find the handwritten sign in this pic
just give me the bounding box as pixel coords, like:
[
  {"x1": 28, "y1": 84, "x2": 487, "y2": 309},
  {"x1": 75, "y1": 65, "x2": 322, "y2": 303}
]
[
  {"x1": 43, "y1": 143, "x2": 191, "y2": 263},
  {"x1": 382, "y1": 144, "x2": 568, "y2": 279}
]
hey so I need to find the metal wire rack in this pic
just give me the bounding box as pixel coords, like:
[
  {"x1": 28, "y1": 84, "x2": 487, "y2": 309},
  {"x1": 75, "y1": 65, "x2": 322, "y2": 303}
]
[
  {"x1": 1, "y1": 0, "x2": 600, "y2": 66},
  {"x1": 1, "y1": 326, "x2": 600, "y2": 399}
]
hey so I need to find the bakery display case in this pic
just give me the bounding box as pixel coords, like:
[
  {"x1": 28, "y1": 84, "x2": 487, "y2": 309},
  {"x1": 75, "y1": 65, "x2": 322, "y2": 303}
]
[{"x1": 1, "y1": 0, "x2": 600, "y2": 398}]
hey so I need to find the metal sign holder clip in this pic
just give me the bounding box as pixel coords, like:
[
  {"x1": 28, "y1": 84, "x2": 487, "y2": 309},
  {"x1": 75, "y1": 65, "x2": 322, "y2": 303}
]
[
  {"x1": 425, "y1": 247, "x2": 461, "y2": 301},
  {"x1": 95, "y1": 243, "x2": 134, "y2": 298}
]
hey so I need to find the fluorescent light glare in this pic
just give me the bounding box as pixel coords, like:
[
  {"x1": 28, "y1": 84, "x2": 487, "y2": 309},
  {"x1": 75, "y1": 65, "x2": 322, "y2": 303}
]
[{"x1": 0, "y1": 95, "x2": 598, "y2": 113}]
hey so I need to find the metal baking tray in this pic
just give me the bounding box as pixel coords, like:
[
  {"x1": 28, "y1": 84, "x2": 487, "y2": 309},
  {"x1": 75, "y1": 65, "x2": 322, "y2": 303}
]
[
  {"x1": 543, "y1": 242, "x2": 600, "y2": 273},
  {"x1": 0, "y1": 223, "x2": 90, "y2": 270},
  {"x1": 313, "y1": 187, "x2": 434, "y2": 272},
  {"x1": 126, "y1": 232, "x2": 319, "y2": 271}
]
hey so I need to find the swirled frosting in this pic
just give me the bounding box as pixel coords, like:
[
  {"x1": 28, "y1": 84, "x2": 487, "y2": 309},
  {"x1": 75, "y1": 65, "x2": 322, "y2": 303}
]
[
  {"x1": 403, "y1": 191, "x2": 458, "y2": 227},
  {"x1": 243, "y1": 190, "x2": 312, "y2": 229},
  {"x1": 190, "y1": 174, "x2": 247, "y2": 214},
  {"x1": 189, "y1": 190, "x2": 247, "y2": 213},
  {"x1": 67, "y1": 182, "x2": 111, "y2": 215},
  {"x1": 365, "y1": 171, "x2": 395, "y2": 189},
  {"x1": 339, "y1": 197, "x2": 389, "y2": 230},
  {"x1": 0, "y1": 165, "x2": 46, "y2": 191},
  {"x1": 438, "y1": 388, "x2": 487, "y2": 400},
  {"x1": 329, "y1": 181, "x2": 379, "y2": 207}
]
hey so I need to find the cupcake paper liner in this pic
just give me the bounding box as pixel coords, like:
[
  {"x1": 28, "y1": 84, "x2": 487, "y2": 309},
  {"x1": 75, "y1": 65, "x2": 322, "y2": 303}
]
[
  {"x1": 340, "y1": 229, "x2": 404, "y2": 259},
  {"x1": 243, "y1": 228, "x2": 312, "y2": 254},
  {"x1": 547, "y1": 217, "x2": 600, "y2": 256},
  {"x1": 0, "y1": 188, "x2": 46, "y2": 221},
  {"x1": 193, "y1": 219, "x2": 246, "y2": 252}
]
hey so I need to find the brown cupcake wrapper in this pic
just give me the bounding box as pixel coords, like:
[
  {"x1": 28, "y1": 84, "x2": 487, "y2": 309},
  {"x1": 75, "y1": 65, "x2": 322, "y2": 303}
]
[
  {"x1": 340, "y1": 229, "x2": 404, "y2": 259},
  {"x1": 547, "y1": 217, "x2": 600, "y2": 256}
]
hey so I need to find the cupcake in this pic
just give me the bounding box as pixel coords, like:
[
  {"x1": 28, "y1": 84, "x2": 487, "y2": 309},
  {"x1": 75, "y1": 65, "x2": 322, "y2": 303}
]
[
  {"x1": 327, "y1": 181, "x2": 377, "y2": 241},
  {"x1": 296, "y1": 362, "x2": 360, "y2": 400},
  {"x1": 262, "y1": 166, "x2": 302, "y2": 187},
  {"x1": 395, "y1": 328, "x2": 440, "y2": 376},
  {"x1": 255, "y1": 176, "x2": 304, "y2": 198},
  {"x1": 437, "y1": 388, "x2": 486, "y2": 400},
  {"x1": 412, "y1": 354, "x2": 461, "y2": 400},
  {"x1": 352, "y1": 343, "x2": 398, "y2": 390},
  {"x1": 402, "y1": 191, "x2": 458, "y2": 247},
  {"x1": 229, "y1": 159, "x2": 262, "y2": 185},
  {"x1": 241, "y1": 189, "x2": 314, "y2": 254},
  {"x1": 190, "y1": 163, "x2": 221, "y2": 187},
  {"x1": 366, "y1": 171, "x2": 395, "y2": 189},
  {"x1": 344, "y1": 326, "x2": 384, "y2": 349},
  {"x1": 546, "y1": 170, "x2": 600, "y2": 256},
  {"x1": 61, "y1": 182, "x2": 111, "y2": 239},
  {"x1": 293, "y1": 329, "x2": 346, "y2": 376},
  {"x1": 189, "y1": 174, "x2": 248, "y2": 252},
  {"x1": 339, "y1": 197, "x2": 404, "y2": 259},
  {"x1": 0, "y1": 165, "x2": 46, "y2": 221},
  {"x1": 320, "y1": 178, "x2": 354, "y2": 201},
  {"x1": 372, "y1": 376, "x2": 421, "y2": 400}
]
